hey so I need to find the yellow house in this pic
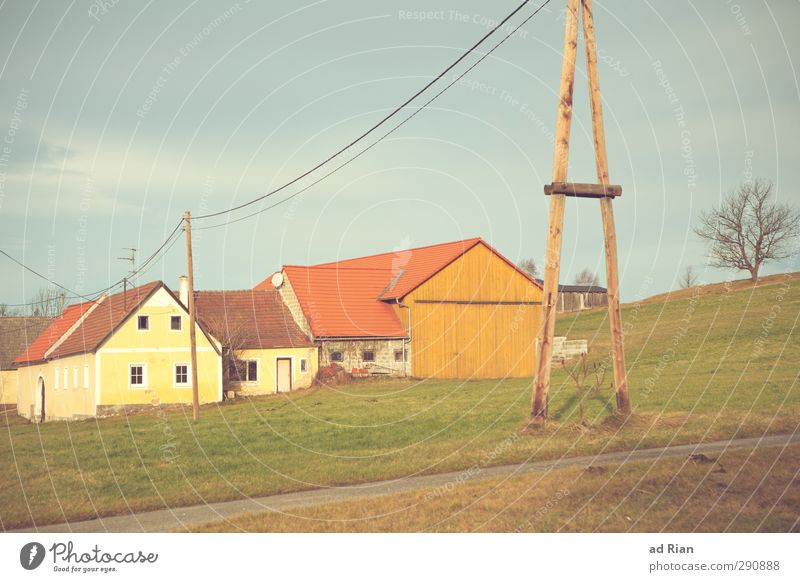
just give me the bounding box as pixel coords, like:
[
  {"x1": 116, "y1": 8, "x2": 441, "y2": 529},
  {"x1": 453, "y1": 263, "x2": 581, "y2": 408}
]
[
  {"x1": 14, "y1": 281, "x2": 222, "y2": 422},
  {"x1": 193, "y1": 286, "x2": 317, "y2": 395},
  {"x1": 0, "y1": 316, "x2": 52, "y2": 406}
]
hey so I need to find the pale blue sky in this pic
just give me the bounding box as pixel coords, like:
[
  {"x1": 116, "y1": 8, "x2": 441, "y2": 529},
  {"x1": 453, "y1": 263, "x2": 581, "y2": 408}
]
[{"x1": 0, "y1": 0, "x2": 798, "y2": 306}]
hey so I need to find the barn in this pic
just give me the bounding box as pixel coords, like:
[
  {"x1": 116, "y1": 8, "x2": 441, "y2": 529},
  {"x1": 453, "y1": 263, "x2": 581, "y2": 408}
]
[{"x1": 257, "y1": 238, "x2": 543, "y2": 379}]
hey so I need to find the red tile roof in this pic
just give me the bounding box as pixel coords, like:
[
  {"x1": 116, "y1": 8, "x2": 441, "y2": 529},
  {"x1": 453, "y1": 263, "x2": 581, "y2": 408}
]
[
  {"x1": 255, "y1": 238, "x2": 539, "y2": 339},
  {"x1": 14, "y1": 303, "x2": 93, "y2": 364},
  {"x1": 314, "y1": 237, "x2": 485, "y2": 300},
  {"x1": 47, "y1": 281, "x2": 163, "y2": 359},
  {"x1": 276, "y1": 265, "x2": 406, "y2": 338},
  {"x1": 195, "y1": 288, "x2": 313, "y2": 348}
]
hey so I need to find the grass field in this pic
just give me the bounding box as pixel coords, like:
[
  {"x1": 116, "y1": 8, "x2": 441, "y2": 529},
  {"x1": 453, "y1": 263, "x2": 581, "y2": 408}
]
[
  {"x1": 1, "y1": 272, "x2": 798, "y2": 530},
  {"x1": 194, "y1": 444, "x2": 800, "y2": 533}
]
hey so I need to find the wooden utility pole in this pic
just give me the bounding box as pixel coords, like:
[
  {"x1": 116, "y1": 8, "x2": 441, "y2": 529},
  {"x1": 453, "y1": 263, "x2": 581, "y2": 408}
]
[
  {"x1": 184, "y1": 211, "x2": 200, "y2": 421},
  {"x1": 532, "y1": 0, "x2": 630, "y2": 420}
]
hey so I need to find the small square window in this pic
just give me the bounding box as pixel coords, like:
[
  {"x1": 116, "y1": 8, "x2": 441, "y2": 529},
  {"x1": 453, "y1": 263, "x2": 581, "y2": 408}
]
[
  {"x1": 330, "y1": 351, "x2": 343, "y2": 362},
  {"x1": 130, "y1": 365, "x2": 145, "y2": 386},
  {"x1": 362, "y1": 351, "x2": 375, "y2": 362},
  {"x1": 175, "y1": 364, "x2": 189, "y2": 386},
  {"x1": 137, "y1": 315, "x2": 149, "y2": 330},
  {"x1": 170, "y1": 315, "x2": 182, "y2": 331},
  {"x1": 394, "y1": 350, "x2": 404, "y2": 362},
  {"x1": 300, "y1": 359, "x2": 308, "y2": 373}
]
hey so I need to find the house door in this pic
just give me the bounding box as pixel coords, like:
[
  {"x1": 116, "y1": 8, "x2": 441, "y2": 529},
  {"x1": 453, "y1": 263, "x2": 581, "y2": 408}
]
[
  {"x1": 35, "y1": 377, "x2": 45, "y2": 423},
  {"x1": 276, "y1": 358, "x2": 292, "y2": 392}
]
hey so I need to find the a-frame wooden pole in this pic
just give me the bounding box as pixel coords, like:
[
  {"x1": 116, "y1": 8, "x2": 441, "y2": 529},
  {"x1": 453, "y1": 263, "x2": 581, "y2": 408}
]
[
  {"x1": 581, "y1": 0, "x2": 630, "y2": 413},
  {"x1": 531, "y1": 0, "x2": 579, "y2": 420},
  {"x1": 185, "y1": 210, "x2": 201, "y2": 421}
]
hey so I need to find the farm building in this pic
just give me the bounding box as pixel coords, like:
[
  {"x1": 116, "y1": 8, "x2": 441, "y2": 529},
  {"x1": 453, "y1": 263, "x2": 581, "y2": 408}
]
[
  {"x1": 257, "y1": 238, "x2": 543, "y2": 379},
  {"x1": 192, "y1": 284, "x2": 318, "y2": 396},
  {"x1": 14, "y1": 281, "x2": 222, "y2": 422},
  {"x1": 535, "y1": 280, "x2": 608, "y2": 312},
  {"x1": 0, "y1": 316, "x2": 52, "y2": 406}
]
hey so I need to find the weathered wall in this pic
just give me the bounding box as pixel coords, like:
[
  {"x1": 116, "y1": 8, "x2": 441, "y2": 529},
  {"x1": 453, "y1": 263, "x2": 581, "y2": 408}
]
[
  {"x1": 277, "y1": 273, "x2": 314, "y2": 339},
  {"x1": 319, "y1": 338, "x2": 409, "y2": 376},
  {"x1": 558, "y1": 291, "x2": 608, "y2": 312}
]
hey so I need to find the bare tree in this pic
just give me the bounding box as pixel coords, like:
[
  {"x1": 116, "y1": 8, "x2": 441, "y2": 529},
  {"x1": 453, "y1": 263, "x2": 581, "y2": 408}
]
[
  {"x1": 694, "y1": 179, "x2": 800, "y2": 282},
  {"x1": 518, "y1": 258, "x2": 539, "y2": 278},
  {"x1": 679, "y1": 265, "x2": 699, "y2": 289},
  {"x1": 201, "y1": 315, "x2": 251, "y2": 394},
  {"x1": 562, "y1": 353, "x2": 610, "y2": 426},
  {"x1": 29, "y1": 287, "x2": 67, "y2": 317},
  {"x1": 574, "y1": 268, "x2": 600, "y2": 287}
]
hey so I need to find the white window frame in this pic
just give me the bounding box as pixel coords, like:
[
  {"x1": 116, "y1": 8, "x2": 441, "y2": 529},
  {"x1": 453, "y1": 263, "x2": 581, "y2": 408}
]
[
  {"x1": 83, "y1": 364, "x2": 89, "y2": 390},
  {"x1": 245, "y1": 359, "x2": 258, "y2": 383},
  {"x1": 136, "y1": 314, "x2": 150, "y2": 331},
  {"x1": 73, "y1": 368, "x2": 78, "y2": 390},
  {"x1": 300, "y1": 358, "x2": 308, "y2": 373},
  {"x1": 128, "y1": 363, "x2": 148, "y2": 388},
  {"x1": 169, "y1": 315, "x2": 183, "y2": 332},
  {"x1": 173, "y1": 362, "x2": 191, "y2": 388},
  {"x1": 63, "y1": 367, "x2": 69, "y2": 390},
  {"x1": 54, "y1": 367, "x2": 60, "y2": 390}
]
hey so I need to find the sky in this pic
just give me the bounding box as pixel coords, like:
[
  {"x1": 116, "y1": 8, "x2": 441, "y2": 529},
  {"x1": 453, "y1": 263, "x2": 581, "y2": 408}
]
[{"x1": 0, "y1": 0, "x2": 798, "y2": 308}]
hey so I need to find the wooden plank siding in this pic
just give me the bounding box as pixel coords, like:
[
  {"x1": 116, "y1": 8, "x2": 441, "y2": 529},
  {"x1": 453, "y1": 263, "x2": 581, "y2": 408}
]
[{"x1": 402, "y1": 243, "x2": 543, "y2": 379}]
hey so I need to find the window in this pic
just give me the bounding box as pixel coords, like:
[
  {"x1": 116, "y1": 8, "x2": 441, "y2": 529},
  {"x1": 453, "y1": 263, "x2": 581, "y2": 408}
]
[
  {"x1": 83, "y1": 365, "x2": 89, "y2": 390},
  {"x1": 63, "y1": 367, "x2": 69, "y2": 390},
  {"x1": 55, "y1": 368, "x2": 59, "y2": 390},
  {"x1": 129, "y1": 364, "x2": 146, "y2": 387},
  {"x1": 137, "y1": 315, "x2": 149, "y2": 330},
  {"x1": 300, "y1": 359, "x2": 308, "y2": 373},
  {"x1": 174, "y1": 363, "x2": 189, "y2": 386},
  {"x1": 395, "y1": 350, "x2": 404, "y2": 362},
  {"x1": 170, "y1": 315, "x2": 182, "y2": 331},
  {"x1": 330, "y1": 351, "x2": 343, "y2": 362},
  {"x1": 73, "y1": 368, "x2": 78, "y2": 390},
  {"x1": 362, "y1": 351, "x2": 375, "y2": 362},
  {"x1": 229, "y1": 359, "x2": 258, "y2": 383}
]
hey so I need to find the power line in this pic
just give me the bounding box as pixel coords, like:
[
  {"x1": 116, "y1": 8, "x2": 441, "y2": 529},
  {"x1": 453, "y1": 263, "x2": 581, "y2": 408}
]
[
  {"x1": 194, "y1": 0, "x2": 554, "y2": 232},
  {"x1": 0, "y1": 218, "x2": 184, "y2": 309},
  {"x1": 193, "y1": 0, "x2": 548, "y2": 222}
]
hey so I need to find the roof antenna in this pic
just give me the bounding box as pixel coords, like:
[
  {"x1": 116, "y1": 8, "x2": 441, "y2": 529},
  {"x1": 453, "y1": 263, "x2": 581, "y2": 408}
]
[{"x1": 117, "y1": 247, "x2": 136, "y2": 309}]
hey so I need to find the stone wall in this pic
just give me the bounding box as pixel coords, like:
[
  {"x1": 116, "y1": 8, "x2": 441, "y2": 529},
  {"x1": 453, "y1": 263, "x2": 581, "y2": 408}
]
[
  {"x1": 277, "y1": 273, "x2": 314, "y2": 339},
  {"x1": 319, "y1": 338, "x2": 410, "y2": 377}
]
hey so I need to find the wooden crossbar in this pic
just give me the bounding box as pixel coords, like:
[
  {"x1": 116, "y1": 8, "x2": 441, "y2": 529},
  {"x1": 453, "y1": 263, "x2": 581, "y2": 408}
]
[{"x1": 544, "y1": 182, "x2": 622, "y2": 198}]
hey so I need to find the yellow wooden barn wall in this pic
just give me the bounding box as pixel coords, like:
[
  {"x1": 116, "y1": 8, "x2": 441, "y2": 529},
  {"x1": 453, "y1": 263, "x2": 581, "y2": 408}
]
[{"x1": 404, "y1": 243, "x2": 542, "y2": 379}]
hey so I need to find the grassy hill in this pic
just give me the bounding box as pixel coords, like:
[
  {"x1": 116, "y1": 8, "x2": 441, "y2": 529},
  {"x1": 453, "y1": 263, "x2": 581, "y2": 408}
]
[{"x1": 1, "y1": 272, "x2": 798, "y2": 530}]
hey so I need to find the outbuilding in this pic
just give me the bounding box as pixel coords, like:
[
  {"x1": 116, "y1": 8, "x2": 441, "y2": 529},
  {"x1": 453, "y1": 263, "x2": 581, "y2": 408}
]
[{"x1": 258, "y1": 238, "x2": 543, "y2": 379}]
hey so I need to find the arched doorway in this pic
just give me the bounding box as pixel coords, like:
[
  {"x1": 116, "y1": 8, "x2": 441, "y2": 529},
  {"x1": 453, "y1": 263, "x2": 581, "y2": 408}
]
[{"x1": 35, "y1": 376, "x2": 45, "y2": 423}]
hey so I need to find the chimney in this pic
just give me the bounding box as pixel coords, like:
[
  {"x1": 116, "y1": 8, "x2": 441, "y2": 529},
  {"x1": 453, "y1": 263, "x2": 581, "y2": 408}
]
[{"x1": 178, "y1": 275, "x2": 189, "y2": 308}]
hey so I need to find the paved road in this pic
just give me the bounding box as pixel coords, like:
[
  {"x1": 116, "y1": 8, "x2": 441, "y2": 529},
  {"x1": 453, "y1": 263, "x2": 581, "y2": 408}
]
[{"x1": 10, "y1": 432, "x2": 798, "y2": 533}]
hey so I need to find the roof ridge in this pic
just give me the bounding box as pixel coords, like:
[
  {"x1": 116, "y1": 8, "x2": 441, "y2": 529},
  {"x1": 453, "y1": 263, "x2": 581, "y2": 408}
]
[
  {"x1": 311, "y1": 237, "x2": 483, "y2": 267},
  {"x1": 285, "y1": 265, "x2": 397, "y2": 272}
]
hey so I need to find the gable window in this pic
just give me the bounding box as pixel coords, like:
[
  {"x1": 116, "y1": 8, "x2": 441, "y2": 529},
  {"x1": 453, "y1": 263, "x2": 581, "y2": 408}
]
[
  {"x1": 300, "y1": 359, "x2": 308, "y2": 373},
  {"x1": 174, "y1": 363, "x2": 189, "y2": 387},
  {"x1": 395, "y1": 350, "x2": 404, "y2": 362},
  {"x1": 129, "y1": 364, "x2": 146, "y2": 388},
  {"x1": 137, "y1": 315, "x2": 149, "y2": 330},
  {"x1": 73, "y1": 368, "x2": 78, "y2": 390},
  {"x1": 170, "y1": 315, "x2": 182, "y2": 331},
  {"x1": 83, "y1": 365, "x2": 89, "y2": 390},
  {"x1": 362, "y1": 351, "x2": 375, "y2": 362},
  {"x1": 229, "y1": 359, "x2": 258, "y2": 383},
  {"x1": 330, "y1": 351, "x2": 343, "y2": 362},
  {"x1": 63, "y1": 367, "x2": 69, "y2": 390}
]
